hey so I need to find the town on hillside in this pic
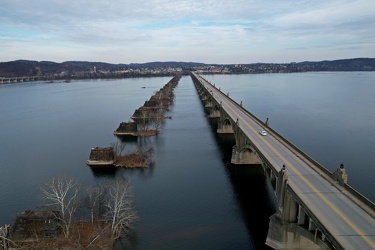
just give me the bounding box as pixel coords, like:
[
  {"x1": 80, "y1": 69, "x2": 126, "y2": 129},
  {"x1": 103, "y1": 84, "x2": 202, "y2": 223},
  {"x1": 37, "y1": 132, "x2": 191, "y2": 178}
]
[{"x1": 0, "y1": 58, "x2": 374, "y2": 80}]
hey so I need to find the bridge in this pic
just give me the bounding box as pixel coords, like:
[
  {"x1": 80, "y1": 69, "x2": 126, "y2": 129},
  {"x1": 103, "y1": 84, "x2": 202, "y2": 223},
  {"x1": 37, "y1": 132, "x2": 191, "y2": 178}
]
[
  {"x1": 0, "y1": 76, "x2": 39, "y2": 84},
  {"x1": 191, "y1": 72, "x2": 375, "y2": 250}
]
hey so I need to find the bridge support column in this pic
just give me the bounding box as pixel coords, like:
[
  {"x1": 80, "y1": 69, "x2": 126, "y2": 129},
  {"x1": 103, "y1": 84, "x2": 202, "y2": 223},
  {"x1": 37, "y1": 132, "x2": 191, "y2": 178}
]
[
  {"x1": 322, "y1": 233, "x2": 326, "y2": 242},
  {"x1": 282, "y1": 194, "x2": 297, "y2": 223},
  {"x1": 297, "y1": 205, "x2": 306, "y2": 226},
  {"x1": 230, "y1": 121, "x2": 262, "y2": 165},
  {"x1": 230, "y1": 146, "x2": 262, "y2": 165},
  {"x1": 308, "y1": 218, "x2": 317, "y2": 232},
  {"x1": 209, "y1": 105, "x2": 220, "y2": 118},
  {"x1": 200, "y1": 91, "x2": 208, "y2": 101},
  {"x1": 277, "y1": 168, "x2": 298, "y2": 224},
  {"x1": 217, "y1": 109, "x2": 234, "y2": 134},
  {"x1": 217, "y1": 121, "x2": 233, "y2": 133},
  {"x1": 208, "y1": 101, "x2": 221, "y2": 118},
  {"x1": 204, "y1": 98, "x2": 213, "y2": 108},
  {"x1": 276, "y1": 166, "x2": 288, "y2": 213}
]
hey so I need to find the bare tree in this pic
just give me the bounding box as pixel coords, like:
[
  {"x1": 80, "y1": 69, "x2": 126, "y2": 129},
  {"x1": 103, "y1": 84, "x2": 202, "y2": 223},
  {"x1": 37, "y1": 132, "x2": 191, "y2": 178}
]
[
  {"x1": 0, "y1": 224, "x2": 14, "y2": 250},
  {"x1": 104, "y1": 179, "x2": 137, "y2": 239},
  {"x1": 152, "y1": 108, "x2": 164, "y2": 131},
  {"x1": 85, "y1": 185, "x2": 107, "y2": 223},
  {"x1": 41, "y1": 177, "x2": 80, "y2": 237},
  {"x1": 111, "y1": 141, "x2": 126, "y2": 157},
  {"x1": 137, "y1": 109, "x2": 151, "y2": 131}
]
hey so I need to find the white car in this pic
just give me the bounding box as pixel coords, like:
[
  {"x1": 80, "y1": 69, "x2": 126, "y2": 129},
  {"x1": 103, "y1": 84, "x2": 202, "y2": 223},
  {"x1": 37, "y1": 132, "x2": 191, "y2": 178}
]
[{"x1": 259, "y1": 130, "x2": 267, "y2": 136}]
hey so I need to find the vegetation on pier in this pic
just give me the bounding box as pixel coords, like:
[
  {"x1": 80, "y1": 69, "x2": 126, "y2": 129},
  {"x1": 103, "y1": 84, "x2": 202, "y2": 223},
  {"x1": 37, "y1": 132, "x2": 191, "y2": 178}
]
[
  {"x1": 1, "y1": 75, "x2": 182, "y2": 249},
  {"x1": 1, "y1": 177, "x2": 137, "y2": 250},
  {"x1": 114, "y1": 149, "x2": 154, "y2": 168},
  {"x1": 111, "y1": 141, "x2": 154, "y2": 168}
]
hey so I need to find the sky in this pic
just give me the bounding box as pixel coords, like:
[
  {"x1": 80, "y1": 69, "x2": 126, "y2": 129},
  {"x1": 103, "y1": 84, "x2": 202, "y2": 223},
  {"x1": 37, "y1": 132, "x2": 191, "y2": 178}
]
[{"x1": 1, "y1": 0, "x2": 374, "y2": 64}]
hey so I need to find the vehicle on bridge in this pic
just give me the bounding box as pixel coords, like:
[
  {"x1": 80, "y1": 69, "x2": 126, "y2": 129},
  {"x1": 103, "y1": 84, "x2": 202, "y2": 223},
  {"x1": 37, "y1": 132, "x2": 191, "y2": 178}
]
[{"x1": 259, "y1": 130, "x2": 267, "y2": 136}]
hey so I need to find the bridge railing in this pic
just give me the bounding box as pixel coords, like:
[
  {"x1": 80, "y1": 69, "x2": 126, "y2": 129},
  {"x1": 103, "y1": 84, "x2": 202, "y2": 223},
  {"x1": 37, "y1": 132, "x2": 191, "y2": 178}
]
[
  {"x1": 193, "y1": 73, "x2": 279, "y2": 173},
  {"x1": 196, "y1": 73, "x2": 375, "y2": 212},
  {"x1": 286, "y1": 185, "x2": 343, "y2": 249}
]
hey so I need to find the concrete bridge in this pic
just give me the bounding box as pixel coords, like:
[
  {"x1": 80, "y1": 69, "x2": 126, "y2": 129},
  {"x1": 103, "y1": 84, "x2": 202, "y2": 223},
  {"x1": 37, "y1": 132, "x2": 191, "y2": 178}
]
[
  {"x1": 0, "y1": 76, "x2": 38, "y2": 84},
  {"x1": 191, "y1": 72, "x2": 375, "y2": 250}
]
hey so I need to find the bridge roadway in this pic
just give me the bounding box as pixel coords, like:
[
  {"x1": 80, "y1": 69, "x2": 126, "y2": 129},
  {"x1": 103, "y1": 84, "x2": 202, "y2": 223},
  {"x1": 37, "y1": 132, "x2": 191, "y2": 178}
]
[{"x1": 193, "y1": 73, "x2": 375, "y2": 249}]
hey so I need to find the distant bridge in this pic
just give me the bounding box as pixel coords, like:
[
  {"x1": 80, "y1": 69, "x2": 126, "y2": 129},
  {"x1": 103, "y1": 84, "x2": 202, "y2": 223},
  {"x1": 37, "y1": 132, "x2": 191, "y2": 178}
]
[
  {"x1": 0, "y1": 76, "x2": 39, "y2": 84},
  {"x1": 191, "y1": 72, "x2": 375, "y2": 250}
]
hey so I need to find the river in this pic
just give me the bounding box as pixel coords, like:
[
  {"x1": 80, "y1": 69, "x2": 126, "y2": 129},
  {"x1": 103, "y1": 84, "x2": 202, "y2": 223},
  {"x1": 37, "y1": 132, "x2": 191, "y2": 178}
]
[{"x1": 0, "y1": 72, "x2": 374, "y2": 249}]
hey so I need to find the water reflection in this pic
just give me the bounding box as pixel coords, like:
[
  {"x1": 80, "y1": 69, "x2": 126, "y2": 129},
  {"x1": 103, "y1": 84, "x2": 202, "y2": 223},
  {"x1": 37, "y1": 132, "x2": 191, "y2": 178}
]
[
  {"x1": 116, "y1": 163, "x2": 156, "y2": 180},
  {"x1": 89, "y1": 166, "x2": 117, "y2": 177},
  {"x1": 205, "y1": 112, "x2": 276, "y2": 249},
  {"x1": 225, "y1": 165, "x2": 275, "y2": 250},
  {"x1": 115, "y1": 134, "x2": 138, "y2": 143}
]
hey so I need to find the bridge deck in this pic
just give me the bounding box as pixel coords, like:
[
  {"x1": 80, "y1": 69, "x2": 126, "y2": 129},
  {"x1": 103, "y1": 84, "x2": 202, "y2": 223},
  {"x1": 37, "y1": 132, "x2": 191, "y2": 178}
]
[{"x1": 194, "y1": 73, "x2": 375, "y2": 249}]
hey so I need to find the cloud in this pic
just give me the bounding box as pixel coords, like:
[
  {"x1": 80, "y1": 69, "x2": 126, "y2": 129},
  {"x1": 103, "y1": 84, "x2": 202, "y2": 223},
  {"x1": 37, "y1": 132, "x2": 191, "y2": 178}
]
[{"x1": 0, "y1": 0, "x2": 374, "y2": 63}]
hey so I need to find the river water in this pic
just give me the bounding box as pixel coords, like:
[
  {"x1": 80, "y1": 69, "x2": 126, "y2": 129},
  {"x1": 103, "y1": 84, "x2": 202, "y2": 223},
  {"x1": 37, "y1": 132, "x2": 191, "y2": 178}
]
[{"x1": 0, "y1": 72, "x2": 374, "y2": 249}]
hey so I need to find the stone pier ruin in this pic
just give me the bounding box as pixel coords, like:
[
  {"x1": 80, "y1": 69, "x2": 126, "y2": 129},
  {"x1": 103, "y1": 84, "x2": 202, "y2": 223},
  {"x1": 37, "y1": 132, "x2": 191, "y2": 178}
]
[{"x1": 86, "y1": 147, "x2": 114, "y2": 166}]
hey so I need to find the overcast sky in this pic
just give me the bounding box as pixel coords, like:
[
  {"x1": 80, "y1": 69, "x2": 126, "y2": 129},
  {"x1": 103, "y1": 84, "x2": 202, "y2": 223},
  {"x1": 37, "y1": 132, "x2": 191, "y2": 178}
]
[{"x1": 1, "y1": 0, "x2": 374, "y2": 64}]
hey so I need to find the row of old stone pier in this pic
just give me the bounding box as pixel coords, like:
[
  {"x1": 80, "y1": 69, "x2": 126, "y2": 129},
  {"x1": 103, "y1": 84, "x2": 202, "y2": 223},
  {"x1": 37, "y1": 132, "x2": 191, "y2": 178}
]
[
  {"x1": 114, "y1": 74, "x2": 181, "y2": 136},
  {"x1": 86, "y1": 75, "x2": 181, "y2": 167}
]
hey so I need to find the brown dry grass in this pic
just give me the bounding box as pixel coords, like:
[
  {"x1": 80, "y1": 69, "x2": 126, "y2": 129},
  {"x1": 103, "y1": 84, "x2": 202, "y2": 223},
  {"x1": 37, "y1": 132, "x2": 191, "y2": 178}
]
[
  {"x1": 114, "y1": 153, "x2": 147, "y2": 168},
  {"x1": 113, "y1": 148, "x2": 153, "y2": 168},
  {"x1": 135, "y1": 130, "x2": 159, "y2": 137},
  {"x1": 10, "y1": 221, "x2": 115, "y2": 250}
]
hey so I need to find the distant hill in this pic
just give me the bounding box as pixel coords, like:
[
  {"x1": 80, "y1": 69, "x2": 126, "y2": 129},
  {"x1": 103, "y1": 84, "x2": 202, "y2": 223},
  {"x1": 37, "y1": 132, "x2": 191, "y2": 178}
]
[
  {"x1": 0, "y1": 60, "x2": 208, "y2": 77},
  {"x1": 128, "y1": 61, "x2": 207, "y2": 68},
  {"x1": 0, "y1": 58, "x2": 374, "y2": 77},
  {"x1": 290, "y1": 58, "x2": 375, "y2": 71}
]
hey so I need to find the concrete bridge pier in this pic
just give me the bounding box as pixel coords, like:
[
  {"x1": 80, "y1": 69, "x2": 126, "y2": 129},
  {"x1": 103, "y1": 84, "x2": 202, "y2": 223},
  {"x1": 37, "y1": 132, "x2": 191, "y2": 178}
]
[
  {"x1": 209, "y1": 103, "x2": 221, "y2": 118},
  {"x1": 231, "y1": 146, "x2": 262, "y2": 165},
  {"x1": 230, "y1": 120, "x2": 262, "y2": 165},
  {"x1": 204, "y1": 97, "x2": 213, "y2": 108},
  {"x1": 201, "y1": 93, "x2": 208, "y2": 102},
  {"x1": 217, "y1": 111, "x2": 234, "y2": 134},
  {"x1": 270, "y1": 169, "x2": 277, "y2": 193},
  {"x1": 276, "y1": 166, "x2": 289, "y2": 215},
  {"x1": 297, "y1": 206, "x2": 306, "y2": 226},
  {"x1": 266, "y1": 167, "x2": 332, "y2": 249},
  {"x1": 264, "y1": 166, "x2": 278, "y2": 192},
  {"x1": 198, "y1": 90, "x2": 208, "y2": 101}
]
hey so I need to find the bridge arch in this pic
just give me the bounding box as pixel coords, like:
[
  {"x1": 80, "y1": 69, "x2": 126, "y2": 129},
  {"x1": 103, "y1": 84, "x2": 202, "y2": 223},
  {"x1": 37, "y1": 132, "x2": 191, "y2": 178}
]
[
  {"x1": 204, "y1": 96, "x2": 213, "y2": 108},
  {"x1": 217, "y1": 117, "x2": 234, "y2": 134},
  {"x1": 209, "y1": 104, "x2": 221, "y2": 118},
  {"x1": 201, "y1": 91, "x2": 210, "y2": 101},
  {"x1": 231, "y1": 146, "x2": 262, "y2": 165}
]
